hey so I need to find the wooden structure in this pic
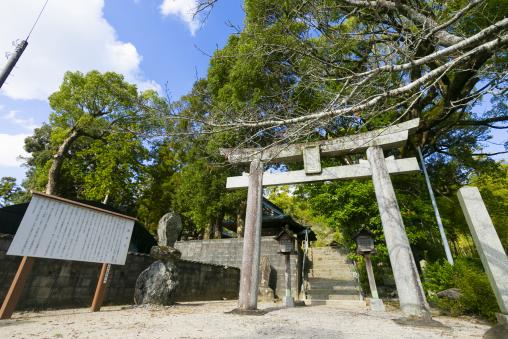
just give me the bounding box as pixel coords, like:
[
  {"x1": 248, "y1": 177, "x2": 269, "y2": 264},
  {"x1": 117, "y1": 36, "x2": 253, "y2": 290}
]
[
  {"x1": 0, "y1": 192, "x2": 136, "y2": 319},
  {"x1": 221, "y1": 118, "x2": 430, "y2": 317}
]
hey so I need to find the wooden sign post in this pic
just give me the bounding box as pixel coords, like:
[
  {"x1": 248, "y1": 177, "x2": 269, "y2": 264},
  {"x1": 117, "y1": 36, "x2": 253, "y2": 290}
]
[
  {"x1": 0, "y1": 192, "x2": 135, "y2": 319},
  {"x1": 0, "y1": 257, "x2": 35, "y2": 319},
  {"x1": 91, "y1": 263, "x2": 111, "y2": 312}
]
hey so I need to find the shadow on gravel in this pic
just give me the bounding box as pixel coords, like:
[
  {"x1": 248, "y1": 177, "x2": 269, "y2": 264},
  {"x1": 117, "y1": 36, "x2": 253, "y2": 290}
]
[{"x1": 393, "y1": 316, "x2": 452, "y2": 331}]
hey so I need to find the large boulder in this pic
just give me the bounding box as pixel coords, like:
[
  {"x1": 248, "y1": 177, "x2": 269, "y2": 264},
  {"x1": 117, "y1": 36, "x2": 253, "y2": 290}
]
[
  {"x1": 134, "y1": 246, "x2": 181, "y2": 305},
  {"x1": 436, "y1": 288, "x2": 461, "y2": 300},
  {"x1": 157, "y1": 212, "x2": 183, "y2": 247}
]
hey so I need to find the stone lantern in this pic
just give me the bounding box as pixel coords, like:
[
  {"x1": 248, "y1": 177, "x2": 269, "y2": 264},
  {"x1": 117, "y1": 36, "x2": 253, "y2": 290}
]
[
  {"x1": 353, "y1": 229, "x2": 385, "y2": 311},
  {"x1": 354, "y1": 229, "x2": 375, "y2": 254},
  {"x1": 275, "y1": 228, "x2": 296, "y2": 307}
]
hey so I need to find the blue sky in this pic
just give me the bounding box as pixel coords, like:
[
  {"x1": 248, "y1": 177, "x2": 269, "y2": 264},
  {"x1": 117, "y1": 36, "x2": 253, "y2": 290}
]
[
  {"x1": 0, "y1": 0, "x2": 244, "y2": 183},
  {"x1": 0, "y1": 0, "x2": 505, "y2": 184}
]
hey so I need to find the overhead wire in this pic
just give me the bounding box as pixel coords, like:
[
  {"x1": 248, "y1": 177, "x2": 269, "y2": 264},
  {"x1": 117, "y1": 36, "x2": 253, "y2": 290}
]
[{"x1": 26, "y1": 0, "x2": 50, "y2": 40}]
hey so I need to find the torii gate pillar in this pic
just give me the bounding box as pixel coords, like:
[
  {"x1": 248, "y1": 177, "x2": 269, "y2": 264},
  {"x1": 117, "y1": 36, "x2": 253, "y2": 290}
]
[
  {"x1": 367, "y1": 146, "x2": 430, "y2": 318},
  {"x1": 238, "y1": 159, "x2": 264, "y2": 310}
]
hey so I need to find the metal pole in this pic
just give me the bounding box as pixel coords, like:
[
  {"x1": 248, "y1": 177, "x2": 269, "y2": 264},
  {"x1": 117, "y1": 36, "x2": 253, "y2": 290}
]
[
  {"x1": 417, "y1": 147, "x2": 454, "y2": 265},
  {"x1": 0, "y1": 40, "x2": 28, "y2": 89}
]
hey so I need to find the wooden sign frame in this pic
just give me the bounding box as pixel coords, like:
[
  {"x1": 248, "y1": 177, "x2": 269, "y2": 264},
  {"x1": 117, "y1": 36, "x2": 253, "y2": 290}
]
[{"x1": 0, "y1": 192, "x2": 136, "y2": 319}]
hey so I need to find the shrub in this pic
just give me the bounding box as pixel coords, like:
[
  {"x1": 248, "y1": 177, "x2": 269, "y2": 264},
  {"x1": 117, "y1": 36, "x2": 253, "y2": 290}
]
[{"x1": 423, "y1": 257, "x2": 499, "y2": 322}]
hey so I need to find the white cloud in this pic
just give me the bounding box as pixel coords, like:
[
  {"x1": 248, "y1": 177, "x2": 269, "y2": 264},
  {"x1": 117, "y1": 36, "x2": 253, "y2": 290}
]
[
  {"x1": 0, "y1": 0, "x2": 160, "y2": 100},
  {"x1": 160, "y1": 0, "x2": 200, "y2": 36},
  {"x1": 3, "y1": 111, "x2": 39, "y2": 131},
  {"x1": 0, "y1": 133, "x2": 29, "y2": 167}
]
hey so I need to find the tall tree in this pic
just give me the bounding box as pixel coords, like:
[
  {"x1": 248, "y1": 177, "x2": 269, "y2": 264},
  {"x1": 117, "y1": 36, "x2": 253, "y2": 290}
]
[{"x1": 23, "y1": 71, "x2": 157, "y2": 209}]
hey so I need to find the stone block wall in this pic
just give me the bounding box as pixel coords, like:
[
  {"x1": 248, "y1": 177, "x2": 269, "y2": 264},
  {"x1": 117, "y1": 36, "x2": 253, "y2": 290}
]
[
  {"x1": 175, "y1": 237, "x2": 300, "y2": 299},
  {"x1": 0, "y1": 234, "x2": 239, "y2": 310}
]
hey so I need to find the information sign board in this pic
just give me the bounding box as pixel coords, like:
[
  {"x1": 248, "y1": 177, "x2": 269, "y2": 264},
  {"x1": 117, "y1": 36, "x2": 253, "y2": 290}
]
[{"x1": 7, "y1": 192, "x2": 135, "y2": 265}]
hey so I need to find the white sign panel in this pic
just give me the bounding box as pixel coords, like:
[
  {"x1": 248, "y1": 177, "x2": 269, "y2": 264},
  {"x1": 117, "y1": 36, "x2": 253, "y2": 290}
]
[{"x1": 7, "y1": 193, "x2": 135, "y2": 265}]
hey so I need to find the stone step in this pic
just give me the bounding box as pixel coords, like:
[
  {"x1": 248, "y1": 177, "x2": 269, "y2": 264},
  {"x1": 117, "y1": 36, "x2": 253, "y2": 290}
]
[
  {"x1": 308, "y1": 287, "x2": 359, "y2": 295},
  {"x1": 306, "y1": 299, "x2": 367, "y2": 308},
  {"x1": 310, "y1": 255, "x2": 348, "y2": 260},
  {"x1": 310, "y1": 262, "x2": 350, "y2": 267},
  {"x1": 310, "y1": 259, "x2": 351, "y2": 265},
  {"x1": 310, "y1": 252, "x2": 349, "y2": 257},
  {"x1": 308, "y1": 269, "x2": 355, "y2": 277},
  {"x1": 309, "y1": 266, "x2": 354, "y2": 272},
  {"x1": 306, "y1": 293, "x2": 359, "y2": 301},
  {"x1": 307, "y1": 279, "x2": 358, "y2": 289},
  {"x1": 308, "y1": 285, "x2": 358, "y2": 294}
]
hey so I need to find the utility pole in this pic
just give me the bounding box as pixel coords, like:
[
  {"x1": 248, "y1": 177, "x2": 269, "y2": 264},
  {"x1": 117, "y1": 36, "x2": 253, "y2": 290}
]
[
  {"x1": 417, "y1": 146, "x2": 454, "y2": 265},
  {"x1": 0, "y1": 40, "x2": 28, "y2": 90}
]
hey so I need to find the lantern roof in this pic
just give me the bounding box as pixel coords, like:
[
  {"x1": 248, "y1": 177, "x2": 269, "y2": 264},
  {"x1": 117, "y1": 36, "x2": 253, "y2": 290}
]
[
  {"x1": 274, "y1": 227, "x2": 296, "y2": 241},
  {"x1": 353, "y1": 228, "x2": 374, "y2": 241}
]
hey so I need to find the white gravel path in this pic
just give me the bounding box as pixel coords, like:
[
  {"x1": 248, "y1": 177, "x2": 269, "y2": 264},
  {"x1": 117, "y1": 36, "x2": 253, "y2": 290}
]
[{"x1": 0, "y1": 301, "x2": 491, "y2": 338}]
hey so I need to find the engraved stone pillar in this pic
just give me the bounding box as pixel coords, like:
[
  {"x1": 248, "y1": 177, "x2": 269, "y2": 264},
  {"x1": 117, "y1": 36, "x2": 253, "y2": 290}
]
[
  {"x1": 367, "y1": 146, "x2": 430, "y2": 318},
  {"x1": 238, "y1": 159, "x2": 264, "y2": 310}
]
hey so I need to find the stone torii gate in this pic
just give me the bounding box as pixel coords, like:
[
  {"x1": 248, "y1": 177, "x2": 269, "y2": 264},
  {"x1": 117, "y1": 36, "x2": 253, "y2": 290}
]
[{"x1": 221, "y1": 118, "x2": 430, "y2": 318}]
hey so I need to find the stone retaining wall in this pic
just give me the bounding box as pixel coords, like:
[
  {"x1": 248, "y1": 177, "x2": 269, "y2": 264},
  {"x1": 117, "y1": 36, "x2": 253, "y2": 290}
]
[
  {"x1": 175, "y1": 237, "x2": 300, "y2": 299},
  {"x1": 0, "y1": 234, "x2": 239, "y2": 310}
]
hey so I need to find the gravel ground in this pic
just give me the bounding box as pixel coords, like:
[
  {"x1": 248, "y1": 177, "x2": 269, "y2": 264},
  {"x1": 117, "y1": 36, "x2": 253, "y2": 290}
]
[{"x1": 0, "y1": 301, "x2": 491, "y2": 338}]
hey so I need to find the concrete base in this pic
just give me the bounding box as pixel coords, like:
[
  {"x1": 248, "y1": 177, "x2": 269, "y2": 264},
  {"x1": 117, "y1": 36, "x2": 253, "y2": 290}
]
[
  {"x1": 496, "y1": 313, "x2": 508, "y2": 328},
  {"x1": 369, "y1": 298, "x2": 385, "y2": 312},
  {"x1": 484, "y1": 313, "x2": 508, "y2": 338},
  {"x1": 483, "y1": 324, "x2": 508, "y2": 339},
  {"x1": 258, "y1": 287, "x2": 274, "y2": 302},
  {"x1": 283, "y1": 296, "x2": 294, "y2": 307}
]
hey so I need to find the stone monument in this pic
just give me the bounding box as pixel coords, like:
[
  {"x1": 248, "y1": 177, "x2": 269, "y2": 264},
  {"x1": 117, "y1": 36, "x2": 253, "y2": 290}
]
[
  {"x1": 258, "y1": 256, "x2": 274, "y2": 302},
  {"x1": 134, "y1": 212, "x2": 183, "y2": 305},
  {"x1": 157, "y1": 212, "x2": 183, "y2": 247}
]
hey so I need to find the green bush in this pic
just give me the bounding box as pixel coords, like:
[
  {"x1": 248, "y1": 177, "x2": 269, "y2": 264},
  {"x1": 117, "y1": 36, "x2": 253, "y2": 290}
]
[{"x1": 423, "y1": 258, "x2": 499, "y2": 322}]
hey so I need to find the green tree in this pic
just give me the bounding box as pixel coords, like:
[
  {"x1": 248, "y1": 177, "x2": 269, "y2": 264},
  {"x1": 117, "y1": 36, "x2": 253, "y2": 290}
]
[
  {"x1": 0, "y1": 177, "x2": 25, "y2": 207},
  {"x1": 23, "y1": 71, "x2": 158, "y2": 210}
]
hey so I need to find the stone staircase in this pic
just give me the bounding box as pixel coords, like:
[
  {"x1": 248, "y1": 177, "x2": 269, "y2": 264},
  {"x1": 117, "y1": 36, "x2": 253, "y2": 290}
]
[{"x1": 305, "y1": 246, "x2": 364, "y2": 307}]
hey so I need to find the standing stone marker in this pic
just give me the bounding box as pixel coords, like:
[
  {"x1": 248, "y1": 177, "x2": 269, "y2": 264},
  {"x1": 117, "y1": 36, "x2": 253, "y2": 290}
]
[
  {"x1": 157, "y1": 212, "x2": 183, "y2": 247},
  {"x1": 258, "y1": 256, "x2": 274, "y2": 302},
  {"x1": 457, "y1": 187, "x2": 508, "y2": 316}
]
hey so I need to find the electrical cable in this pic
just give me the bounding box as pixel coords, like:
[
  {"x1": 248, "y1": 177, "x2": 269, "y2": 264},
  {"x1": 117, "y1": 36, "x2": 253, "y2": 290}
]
[{"x1": 26, "y1": 0, "x2": 50, "y2": 40}]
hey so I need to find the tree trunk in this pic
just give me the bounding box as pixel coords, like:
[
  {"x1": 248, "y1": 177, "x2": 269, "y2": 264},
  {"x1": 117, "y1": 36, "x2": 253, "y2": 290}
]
[
  {"x1": 236, "y1": 201, "x2": 246, "y2": 238},
  {"x1": 203, "y1": 223, "x2": 212, "y2": 240},
  {"x1": 45, "y1": 130, "x2": 80, "y2": 195},
  {"x1": 213, "y1": 211, "x2": 225, "y2": 239}
]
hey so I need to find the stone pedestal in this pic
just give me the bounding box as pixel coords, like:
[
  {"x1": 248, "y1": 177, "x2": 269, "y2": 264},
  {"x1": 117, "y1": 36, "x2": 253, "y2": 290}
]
[
  {"x1": 370, "y1": 298, "x2": 385, "y2": 312},
  {"x1": 283, "y1": 295, "x2": 294, "y2": 307}
]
